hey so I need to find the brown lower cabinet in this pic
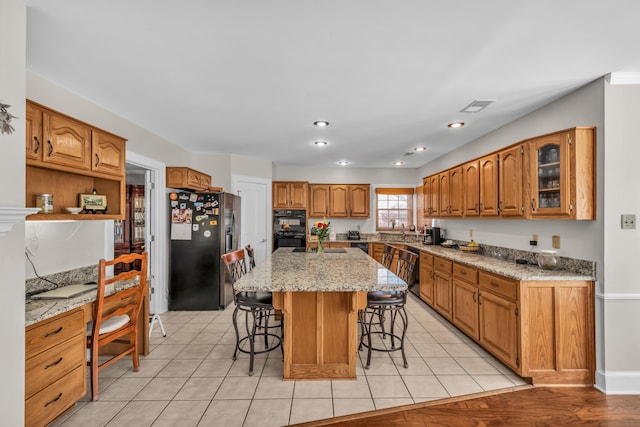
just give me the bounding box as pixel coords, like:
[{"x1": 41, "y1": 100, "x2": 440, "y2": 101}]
[{"x1": 419, "y1": 253, "x2": 595, "y2": 386}]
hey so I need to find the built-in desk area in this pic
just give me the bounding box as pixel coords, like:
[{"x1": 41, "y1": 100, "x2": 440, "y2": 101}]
[
  {"x1": 233, "y1": 247, "x2": 407, "y2": 380},
  {"x1": 25, "y1": 280, "x2": 149, "y2": 427}
]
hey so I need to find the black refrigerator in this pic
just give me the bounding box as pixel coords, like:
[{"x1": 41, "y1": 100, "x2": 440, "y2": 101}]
[{"x1": 168, "y1": 192, "x2": 240, "y2": 310}]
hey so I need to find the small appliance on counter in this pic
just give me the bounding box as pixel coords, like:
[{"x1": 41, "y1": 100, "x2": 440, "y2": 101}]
[
  {"x1": 347, "y1": 230, "x2": 360, "y2": 240},
  {"x1": 423, "y1": 227, "x2": 441, "y2": 245}
]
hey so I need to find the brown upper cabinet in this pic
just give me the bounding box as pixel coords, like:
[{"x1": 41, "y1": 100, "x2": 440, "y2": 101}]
[
  {"x1": 273, "y1": 181, "x2": 308, "y2": 209},
  {"x1": 308, "y1": 184, "x2": 370, "y2": 218},
  {"x1": 422, "y1": 126, "x2": 596, "y2": 220},
  {"x1": 166, "y1": 167, "x2": 212, "y2": 191},
  {"x1": 25, "y1": 100, "x2": 127, "y2": 220},
  {"x1": 528, "y1": 127, "x2": 595, "y2": 219}
]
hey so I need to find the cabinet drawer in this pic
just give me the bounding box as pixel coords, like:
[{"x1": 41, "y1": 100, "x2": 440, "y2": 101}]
[
  {"x1": 453, "y1": 263, "x2": 478, "y2": 283},
  {"x1": 434, "y1": 257, "x2": 452, "y2": 273},
  {"x1": 26, "y1": 309, "x2": 85, "y2": 359},
  {"x1": 479, "y1": 272, "x2": 517, "y2": 300},
  {"x1": 25, "y1": 333, "x2": 85, "y2": 399},
  {"x1": 25, "y1": 364, "x2": 85, "y2": 427},
  {"x1": 420, "y1": 252, "x2": 434, "y2": 265}
]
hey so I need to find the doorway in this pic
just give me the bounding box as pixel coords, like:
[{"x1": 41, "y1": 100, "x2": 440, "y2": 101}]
[
  {"x1": 121, "y1": 151, "x2": 167, "y2": 314},
  {"x1": 231, "y1": 175, "x2": 271, "y2": 264}
]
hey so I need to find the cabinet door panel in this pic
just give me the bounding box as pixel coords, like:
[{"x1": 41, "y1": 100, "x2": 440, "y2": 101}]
[
  {"x1": 309, "y1": 185, "x2": 329, "y2": 217},
  {"x1": 434, "y1": 270, "x2": 452, "y2": 320},
  {"x1": 463, "y1": 160, "x2": 480, "y2": 217},
  {"x1": 26, "y1": 103, "x2": 43, "y2": 161},
  {"x1": 499, "y1": 145, "x2": 525, "y2": 217},
  {"x1": 479, "y1": 291, "x2": 519, "y2": 370},
  {"x1": 43, "y1": 112, "x2": 91, "y2": 170},
  {"x1": 349, "y1": 185, "x2": 369, "y2": 217},
  {"x1": 479, "y1": 154, "x2": 499, "y2": 217},
  {"x1": 92, "y1": 130, "x2": 126, "y2": 176},
  {"x1": 273, "y1": 182, "x2": 290, "y2": 208},
  {"x1": 449, "y1": 167, "x2": 464, "y2": 217},
  {"x1": 420, "y1": 262, "x2": 434, "y2": 305},
  {"x1": 329, "y1": 185, "x2": 348, "y2": 217},
  {"x1": 530, "y1": 132, "x2": 572, "y2": 218},
  {"x1": 289, "y1": 182, "x2": 308, "y2": 209},
  {"x1": 453, "y1": 278, "x2": 479, "y2": 340},
  {"x1": 438, "y1": 172, "x2": 450, "y2": 216}
]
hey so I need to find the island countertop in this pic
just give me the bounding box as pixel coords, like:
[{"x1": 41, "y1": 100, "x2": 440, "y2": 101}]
[{"x1": 233, "y1": 247, "x2": 407, "y2": 293}]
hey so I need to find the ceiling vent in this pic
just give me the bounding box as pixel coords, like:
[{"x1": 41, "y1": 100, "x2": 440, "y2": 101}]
[{"x1": 460, "y1": 99, "x2": 495, "y2": 113}]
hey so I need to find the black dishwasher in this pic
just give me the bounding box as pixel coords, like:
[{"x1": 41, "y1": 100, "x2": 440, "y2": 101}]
[
  {"x1": 406, "y1": 245, "x2": 421, "y2": 297},
  {"x1": 350, "y1": 241, "x2": 369, "y2": 253}
]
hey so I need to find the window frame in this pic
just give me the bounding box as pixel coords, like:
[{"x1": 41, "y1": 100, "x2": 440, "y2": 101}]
[{"x1": 375, "y1": 187, "x2": 415, "y2": 231}]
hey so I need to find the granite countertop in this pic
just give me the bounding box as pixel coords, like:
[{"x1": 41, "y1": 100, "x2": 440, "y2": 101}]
[
  {"x1": 234, "y1": 247, "x2": 408, "y2": 293},
  {"x1": 25, "y1": 278, "x2": 139, "y2": 327},
  {"x1": 399, "y1": 243, "x2": 594, "y2": 281}
]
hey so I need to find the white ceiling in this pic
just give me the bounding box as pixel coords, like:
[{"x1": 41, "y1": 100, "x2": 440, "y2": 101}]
[{"x1": 25, "y1": 0, "x2": 640, "y2": 169}]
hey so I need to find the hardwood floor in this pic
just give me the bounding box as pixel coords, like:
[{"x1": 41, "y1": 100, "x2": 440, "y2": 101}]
[{"x1": 295, "y1": 386, "x2": 640, "y2": 426}]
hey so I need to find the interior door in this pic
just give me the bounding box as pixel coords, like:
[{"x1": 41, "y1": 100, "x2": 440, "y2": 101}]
[{"x1": 233, "y1": 177, "x2": 269, "y2": 264}]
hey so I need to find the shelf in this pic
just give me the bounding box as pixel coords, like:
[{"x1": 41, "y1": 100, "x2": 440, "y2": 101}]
[
  {"x1": 26, "y1": 213, "x2": 123, "y2": 221},
  {"x1": 538, "y1": 161, "x2": 560, "y2": 168},
  {"x1": 539, "y1": 187, "x2": 560, "y2": 192}
]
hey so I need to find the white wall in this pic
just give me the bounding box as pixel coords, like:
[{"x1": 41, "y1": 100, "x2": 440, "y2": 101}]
[
  {"x1": 0, "y1": 0, "x2": 26, "y2": 423},
  {"x1": 601, "y1": 82, "x2": 640, "y2": 392}
]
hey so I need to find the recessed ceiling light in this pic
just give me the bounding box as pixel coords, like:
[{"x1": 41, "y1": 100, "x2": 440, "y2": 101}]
[
  {"x1": 414, "y1": 146, "x2": 427, "y2": 152},
  {"x1": 314, "y1": 121, "x2": 330, "y2": 127},
  {"x1": 314, "y1": 140, "x2": 328, "y2": 146},
  {"x1": 337, "y1": 161, "x2": 349, "y2": 166},
  {"x1": 448, "y1": 122, "x2": 465, "y2": 128},
  {"x1": 393, "y1": 161, "x2": 404, "y2": 166}
]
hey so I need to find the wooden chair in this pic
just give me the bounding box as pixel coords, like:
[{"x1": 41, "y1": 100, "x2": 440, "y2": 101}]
[
  {"x1": 245, "y1": 244, "x2": 256, "y2": 270},
  {"x1": 87, "y1": 252, "x2": 148, "y2": 401},
  {"x1": 381, "y1": 244, "x2": 396, "y2": 270},
  {"x1": 222, "y1": 248, "x2": 281, "y2": 375},
  {"x1": 361, "y1": 248, "x2": 417, "y2": 369}
]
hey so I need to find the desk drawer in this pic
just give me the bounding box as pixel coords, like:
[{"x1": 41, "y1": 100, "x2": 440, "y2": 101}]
[
  {"x1": 25, "y1": 332, "x2": 85, "y2": 399},
  {"x1": 26, "y1": 309, "x2": 85, "y2": 359},
  {"x1": 453, "y1": 263, "x2": 478, "y2": 284},
  {"x1": 434, "y1": 257, "x2": 452, "y2": 273},
  {"x1": 479, "y1": 272, "x2": 517, "y2": 301},
  {"x1": 25, "y1": 364, "x2": 85, "y2": 427}
]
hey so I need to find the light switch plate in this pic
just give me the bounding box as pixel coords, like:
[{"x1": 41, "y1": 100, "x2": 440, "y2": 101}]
[{"x1": 621, "y1": 214, "x2": 636, "y2": 229}]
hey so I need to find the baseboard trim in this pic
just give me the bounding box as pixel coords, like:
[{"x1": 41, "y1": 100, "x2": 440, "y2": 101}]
[{"x1": 596, "y1": 369, "x2": 640, "y2": 394}]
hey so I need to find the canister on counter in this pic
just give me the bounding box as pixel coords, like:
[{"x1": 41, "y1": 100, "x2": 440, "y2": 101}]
[{"x1": 36, "y1": 194, "x2": 53, "y2": 214}]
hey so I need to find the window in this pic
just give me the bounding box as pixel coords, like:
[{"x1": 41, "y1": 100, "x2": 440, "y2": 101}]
[{"x1": 375, "y1": 188, "x2": 414, "y2": 231}]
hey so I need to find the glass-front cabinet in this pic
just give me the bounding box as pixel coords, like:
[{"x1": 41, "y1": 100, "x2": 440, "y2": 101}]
[
  {"x1": 531, "y1": 132, "x2": 570, "y2": 217},
  {"x1": 529, "y1": 127, "x2": 596, "y2": 220}
]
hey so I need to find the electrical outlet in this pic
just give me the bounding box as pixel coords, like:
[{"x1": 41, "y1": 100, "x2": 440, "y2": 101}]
[
  {"x1": 530, "y1": 234, "x2": 538, "y2": 246},
  {"x1": 532, "y1": 234, "x2": 538, "y2": 242},
  {"x1": 552, "y1": 235, "x2": 561, "y2": 249},
  {"x1": 621, "y1": 214, "x2": 636, "y2": 229}
]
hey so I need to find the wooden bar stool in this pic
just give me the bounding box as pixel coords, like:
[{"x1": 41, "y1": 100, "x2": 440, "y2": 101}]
[{"x1": 361, "y1": 248, "x2": 417, "y2": 369}]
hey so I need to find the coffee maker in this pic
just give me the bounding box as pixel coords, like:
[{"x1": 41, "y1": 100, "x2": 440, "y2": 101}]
[{"x1": 423, "y1": 227, "x2": 441, "y2": 245}]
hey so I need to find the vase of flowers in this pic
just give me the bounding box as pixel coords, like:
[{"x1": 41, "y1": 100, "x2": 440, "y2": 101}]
[{"x1": 312, "y1": 218, "x2": 330, "y2": 254}]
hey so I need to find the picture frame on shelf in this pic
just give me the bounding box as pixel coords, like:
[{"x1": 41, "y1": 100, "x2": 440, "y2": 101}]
[{"x1": 80, "y1": 193, "x2": 108, "y2": 214}]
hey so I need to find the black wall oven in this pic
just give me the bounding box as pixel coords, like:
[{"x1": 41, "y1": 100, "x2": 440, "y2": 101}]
[{"x1": 273, "y1": 209, "x2": 306, "y2": 250}]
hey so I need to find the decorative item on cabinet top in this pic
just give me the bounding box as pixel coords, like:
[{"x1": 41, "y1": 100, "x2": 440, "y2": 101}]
[{"x1": 0, "y1": 100, "x2": 16, "y2": 134}]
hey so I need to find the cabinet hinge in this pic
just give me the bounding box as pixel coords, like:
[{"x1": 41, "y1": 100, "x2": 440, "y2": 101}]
[
  {"x1": 568, "y1": 135, "x2": 573, "y2": 145},
  {"x1": 515, "y1": 307, "x2": 519, "y2": 316},
  {"x1": 150, "y1": 182, "x2": 155, "y2": 190},
  {"x1": 516, "y1": 357, "x2": 520, "y2": 367},
  {"x1": 520, "y1": 146, "x2": 524, "y2": 155},
  {"x1": 569, "y1": 203, "x2": 574, "y2": 211},
  {"x1": 150, "y1": 235, "x2": 155, "y2": 242}
]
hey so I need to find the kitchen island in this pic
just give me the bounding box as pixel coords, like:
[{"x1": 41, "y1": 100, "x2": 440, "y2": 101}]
[{"x1": 233, "y1": 247, "x2": 407, "y2": 380}]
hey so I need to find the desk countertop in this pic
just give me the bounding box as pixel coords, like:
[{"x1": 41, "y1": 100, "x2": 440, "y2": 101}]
[
  {"x1": 234, "y1": 247, "x2": 407, "y2": 293},
  {"x1": 25, "y1": 279, "x2": 138, "y2": 327}
]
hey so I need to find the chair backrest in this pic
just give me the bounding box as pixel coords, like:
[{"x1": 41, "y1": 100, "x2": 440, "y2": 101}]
[
  {"x1": 381, "y1": 244, "x2": 396, "y2": 270},
  {"x1": 245, "y1": 245, "x2": 256, "y2": 270},
  {"x1": 221, "y1": 248, "x2": 248, "y2": 284},
  {"x1": 395, "y1": 248, "x2": 418, "y2": 283},
  {"x1": 92, "y1": 252, "x2": 148, "y2": 338}
]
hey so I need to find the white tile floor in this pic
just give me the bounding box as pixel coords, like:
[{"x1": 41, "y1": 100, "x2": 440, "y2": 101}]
[{"x1": 52, "y1": 294, "x2": 527, "y2": 426}]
